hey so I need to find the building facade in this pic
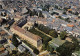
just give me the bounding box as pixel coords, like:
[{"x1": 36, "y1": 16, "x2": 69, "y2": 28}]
[{"x1": 10, "y1": 25, "x2": 42, "y2": 48}]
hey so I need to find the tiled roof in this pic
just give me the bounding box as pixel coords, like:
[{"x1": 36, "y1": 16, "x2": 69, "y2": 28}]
[
  {"x1": 67, "y1": 24, "x2": 74, "y2": 27},
  {"x1": 0, "y1": 48, "x2": 5, "y2": 52},
  {"x1": 12, "y1": 25, "x2": 41, "y2": 41},
  {"x1": 0, "y1": 31, "x2": 6, "y2": 35}
]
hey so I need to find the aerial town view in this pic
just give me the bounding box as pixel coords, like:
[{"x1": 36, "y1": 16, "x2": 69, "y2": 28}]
[{"x1": 0, "y1": 0, "x2": 80, "y2": 56}]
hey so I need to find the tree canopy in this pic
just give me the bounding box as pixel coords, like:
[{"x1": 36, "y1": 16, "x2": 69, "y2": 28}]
[
  {"x1": 12, "y1": 34, "x2": 20, "y2": 47},
  {"x1": 60, "y1": 31, "x2": 67, "y2": 40},
  {"x1": 33, "y1": 48, "x2": 39, "y2": 55},
  {"x1": 56, "y1": 36, "x2": 80, "y2": 56},
  {"x1": 49, "y1": 29, "x2": 58, "y2": 38}
]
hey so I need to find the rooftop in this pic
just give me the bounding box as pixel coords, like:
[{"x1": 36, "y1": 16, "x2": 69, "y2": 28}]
[
  {"x1": 12, "y1": 25, "x2": 42, "y2": 41},
  {"x1": 0, "y1": 47, "x2": 5, "y2": 52}
]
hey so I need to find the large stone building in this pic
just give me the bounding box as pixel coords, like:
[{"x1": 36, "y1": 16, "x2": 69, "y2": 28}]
[{"x1": 10, "y1": 25, "x2": 42, "y2": 48}]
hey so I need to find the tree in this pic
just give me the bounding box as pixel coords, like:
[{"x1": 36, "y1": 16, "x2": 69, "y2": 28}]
[
  {"x1": 31, "y1": 11, "x2": 35, "y2": 16},
  {"x1": 33, "y1": 48, "x2": 39, "y2": 55},
  {"x1": 38, "y1": 24, "x2": 44, "y2": 30},
  {"x1": 30, "y1": 11, "x2": 32, "y2": 16},
  {"x1": 60, "y1": 31, "x2": 67, "y2": 40},
  {"x1": 68, "y1": 11, "x2": 72, "y2": 14},
  {"x1": 29, "y1": 10, "x2": 36, "y2": 16},
  {"x1": 42, "y1": 26, "x2": 50, "y2": 34},
  {"x1": 58, "y1": 16, "x2": 62, "y2": 19},
  {"x1": 42, "y1": 37, "x2": 52, "y2": 50},
  {"x1": 46, "y1": 4, "x2": 50, "y2": 12},
  {"x1": 65, "y1": 18, "x2": 71, "y2": 23},
  {"x1": 39, "y1": 11, "x2": 44, "y2": 18},
  {"x1": 43, "y1": 37, "x2": 52, "y2": 44},
  {"x1": 34, "y1": 22, "x2": 38, "y2": 27},
  {"x1": 38, "y1": 24, "x2": 50, "y2": 34},
  {"x1": 63, "y1": 12, "x2": 67, "y2": 15},
  {"x1": 47, "y1": 44, "x2": 54, "y2": 54},
  {"x1": 12, "y1": 50, "x2": 17, "y2": 54},
  {"x1": 33, "y1": 9, "x2": 38, "y2": 16},
  {"x1": 42, "y1": 44, "x2": 47, "y2": 50},
  {"x1": 49, "y1": 29, "x2": 58, "y2": 38},
  {"x1": 12, "y1": 34, "x2": 19, "y2": 47},
  {"x1": 26, "y1": 7, "x2": 32, "y2": 14},
  {"x1": 42, "y1": 4, "x2": 50, "y2": 12},
  {"x1": 69, "y1": 35, "x2": 79, "y2": 50},
  {"x1": 42, "y1": 42, "x2": 54, "y2": 54},
  {"x1": 55, "y1": 5, "x2": 58, "y2": 9},
  {"x1": 51, "y1": 12, "x2": 59, "y2": 15},
  {"x1": 64, "y1": 7, "x2": 69, "y2": 11},
  {"x1": 56, "y1": 41, "x2": 80, "y2": 56}
]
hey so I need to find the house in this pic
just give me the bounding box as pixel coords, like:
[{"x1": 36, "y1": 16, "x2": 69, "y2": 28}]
[
  {"x1": 65, "y1": 37, "x2": 72, "y2": 42},
  {"x1": 67, "y1": 24, "x2": 74, "y2": 27},
  {"x1": 22, "y1": 7, "x2": 28, "y2": 14},
  {"x1": 37, "y1": 7, "x2": 42, "y2": 11},
  {"x1": 65, "y1": 27, "x2": 73, "y2": 32},
  {"x1": 42, "y1": 11, "x2": 50, "y2": 18},
  {"x1": 0, "y1": 31, "x2": 7, "y2": 36},
  {"x1": 0, "y1": 46, "x2": 8, "y2": 56},
  {"x1": 0, "y1": 50, "x2": 8, "y2": 56},
  {"x1": 68, "y1": 9, "x2": 72, "y2": 11},
  {"x1": 61, "y1": 15, "x2": 69, "y2": 19},
  {"x1": 0, "y1": 47, "x2": 5, "y2": 52},
  {"x1": 18, "y1": 44, "x2": 26, "y2": 53}
]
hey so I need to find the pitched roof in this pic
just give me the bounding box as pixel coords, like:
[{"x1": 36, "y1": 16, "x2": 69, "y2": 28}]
[
  {"x1": 12, "y1": 25, "x2": 42, "y2": 41},
  {"x1": 0, "y1": 31, "x2": 6, "y2": 35},
  {"x1": 0, "y1": 48, "x2": 5, "y2": 52},
  {"x1": 67, "y1": 24, "x2": 74, "y2": 27}
]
